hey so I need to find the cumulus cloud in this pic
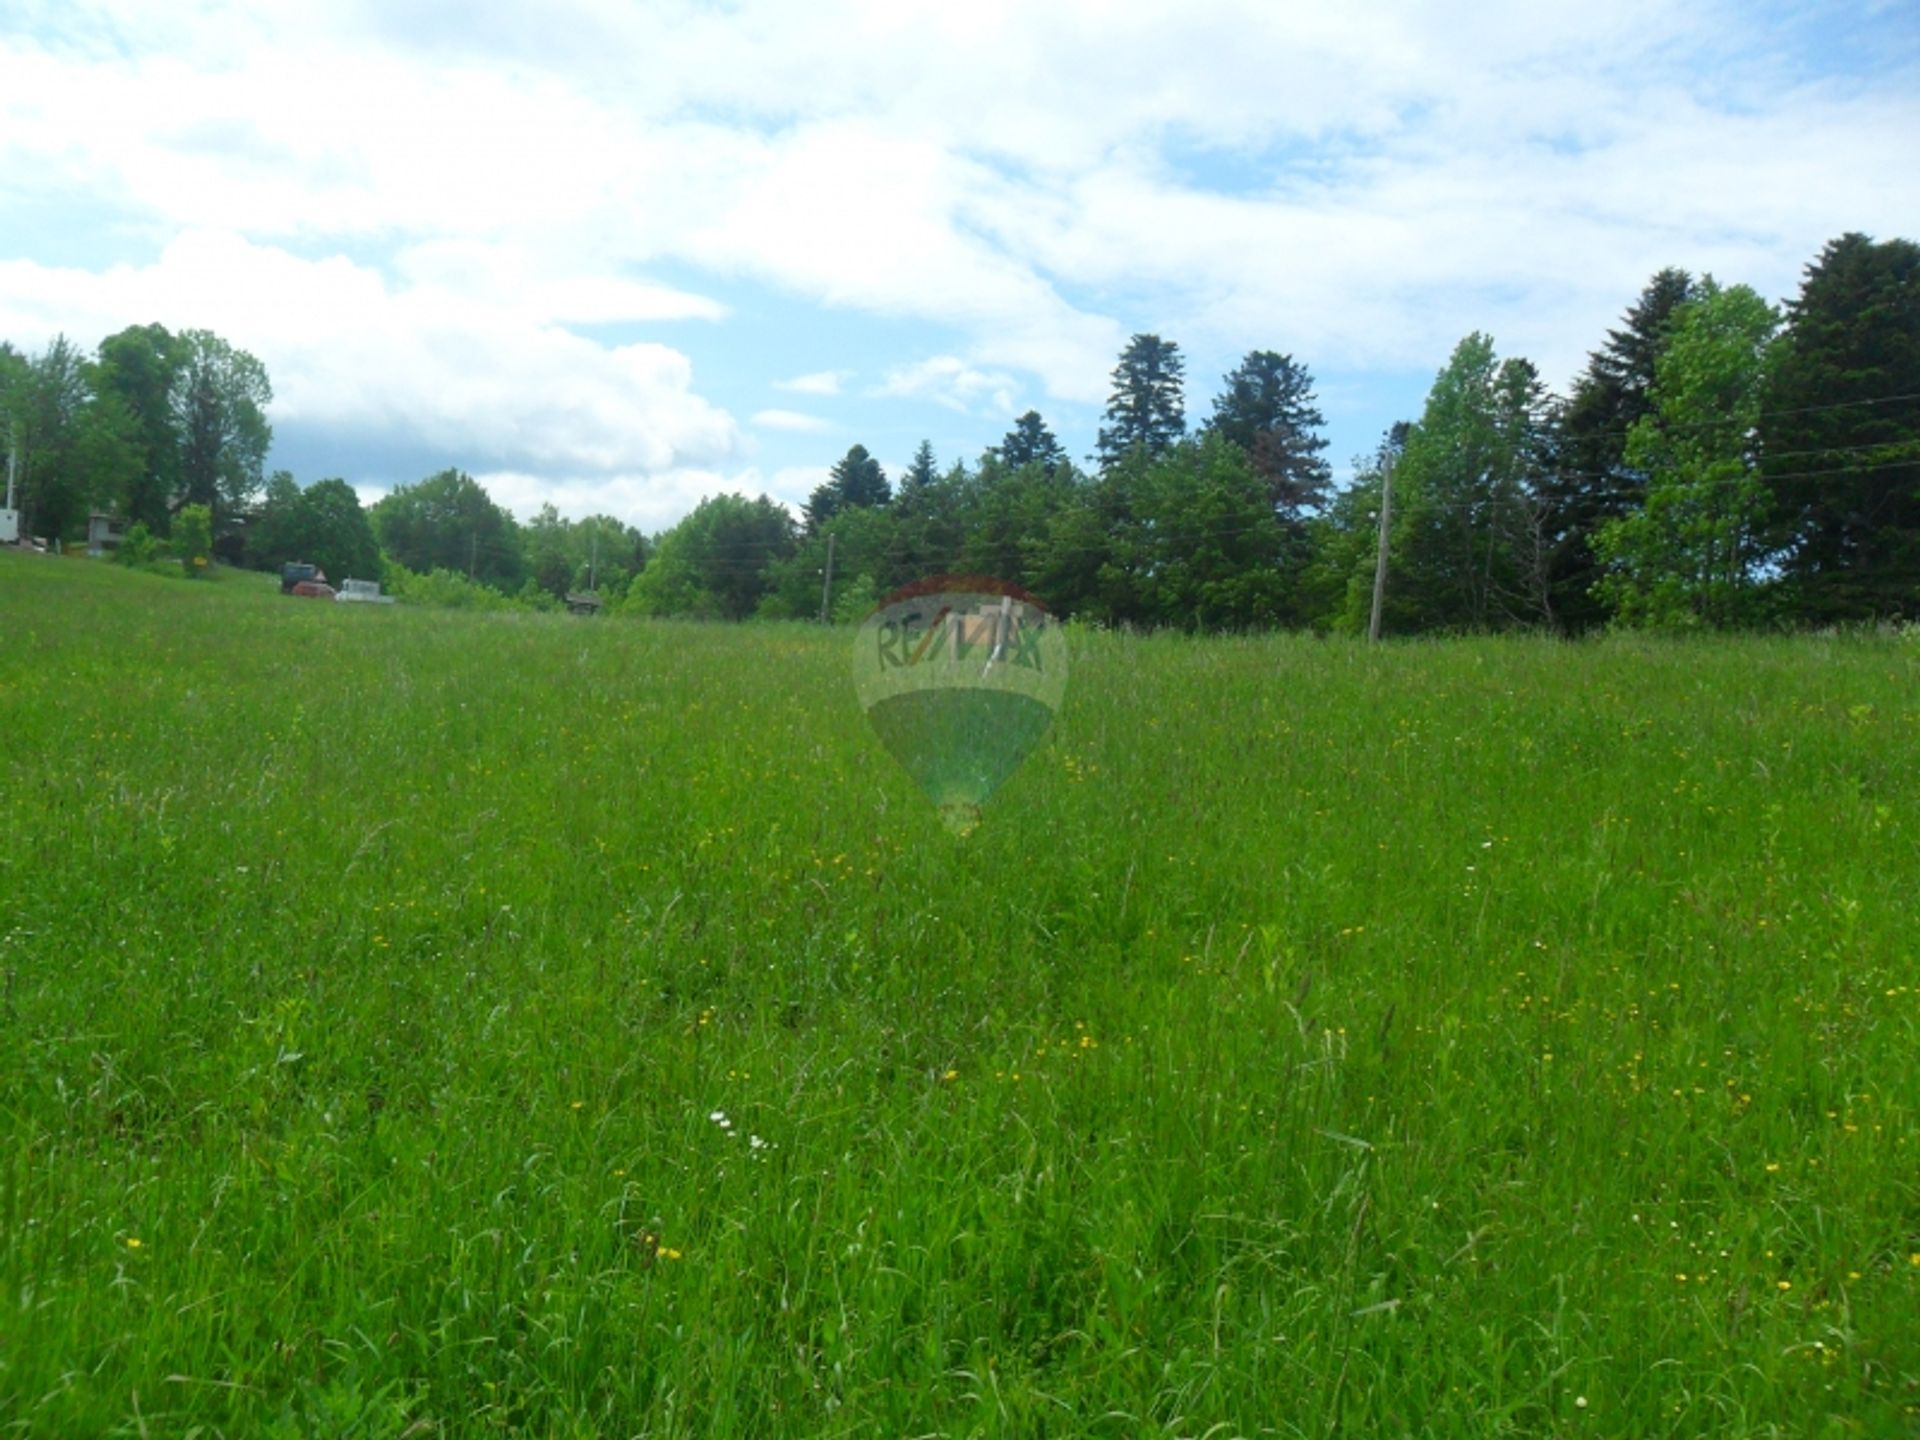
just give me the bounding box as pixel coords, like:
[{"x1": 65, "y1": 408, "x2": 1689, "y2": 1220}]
[
  {"x1": 3, "y1": 0, "x2": 1917, "y2": 521},
  {"x1": 0, "y1": 230, "x2": 742, "y2": 479}
]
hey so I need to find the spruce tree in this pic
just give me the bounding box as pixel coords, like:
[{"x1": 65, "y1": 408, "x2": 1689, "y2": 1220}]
[
  {"x1": 1201, "y1": 350, "x2": 1332, "y2": 520},
  {"x1": 1095, "y1": 334, "x2": 1185, "y2": 471},
  {"x1": 1761, "y1": 233, "x2": 1920, "y2": 621},
  {"x1": 1544, "y1": 268, "x2": 1698, "y2": 629}
]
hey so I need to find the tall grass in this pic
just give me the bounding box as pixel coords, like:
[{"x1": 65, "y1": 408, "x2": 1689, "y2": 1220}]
[{"x1": 1, "y1": 550, "x2": 1916, "y2": 1437}]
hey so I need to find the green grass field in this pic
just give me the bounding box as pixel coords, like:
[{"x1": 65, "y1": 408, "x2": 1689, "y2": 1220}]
[{"x1": 1, "y1": 550, "x2": 1916, "y2": 1438}]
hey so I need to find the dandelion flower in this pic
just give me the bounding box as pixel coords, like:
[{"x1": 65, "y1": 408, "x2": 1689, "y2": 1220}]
[{"x1": 126, "y1": 1238, "x2": 143, "y2": 1250}]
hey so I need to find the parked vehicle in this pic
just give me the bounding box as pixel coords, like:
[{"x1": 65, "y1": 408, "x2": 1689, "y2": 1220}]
[
  {"x1": 335, "y1": 578, "x2": 395, "y2": 604},
  {"x1": 288, "y1": 579, "x2": 337, "y2": 599},
  {"x1": 280, "y1": 561, "x2": 327, "y2": 594}
]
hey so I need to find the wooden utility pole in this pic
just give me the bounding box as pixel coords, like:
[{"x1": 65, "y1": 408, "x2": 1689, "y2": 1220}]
[
  {"x1": 818, "y1": 532, "x2": 837, "y2": 624},
  {"x1": 1368, "y1": 452, "x2": 1394, "y2": 643}
]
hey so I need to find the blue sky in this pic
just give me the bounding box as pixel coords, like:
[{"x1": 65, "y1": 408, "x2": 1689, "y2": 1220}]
[{"x1": 2, "y1": 0, "x2": 1916, "y2": 531}]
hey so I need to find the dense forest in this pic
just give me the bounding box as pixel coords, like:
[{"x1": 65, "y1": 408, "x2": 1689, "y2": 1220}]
[{"x1": 4, "y1": 232, "x2": 1915, "y2": 632}]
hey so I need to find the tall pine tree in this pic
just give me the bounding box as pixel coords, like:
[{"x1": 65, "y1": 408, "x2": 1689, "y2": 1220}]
[
  {"x1": 1201, "y1": 351, "x2": 1332, "y2": 521},
  {"x1": 1761, "y1": 233, "x2": 1920, "y2": 621},
  {"x1": 996, "y1": 410, "x2": 1067, "y2": 475},
  {"x1": 1095, "y1": 334, "x2": 1185, "y2": 471},
  {"x1": 1545, "y1": 268, "x2": 1698, "y2": 629}
]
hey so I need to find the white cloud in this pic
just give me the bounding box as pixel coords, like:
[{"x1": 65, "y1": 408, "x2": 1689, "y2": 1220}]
[
  {"x1": 3, "y1": 0, "x2": 1917, "y2": 520},
  {"x1": 474, "y1": 467, "x2": 791, "y2": 534},
  {"x1": 774, "y1": 370, "x2": 851, "y2": 396},
  {"x1": 751, "y1": 408, "x2": 832, "y2": 434},
  {"x1": 875, "y1": 356, "x2": 1021, "y2": 417},
  {"x1": 0, "y1": 230, "x2": 742, "y2": 478}
]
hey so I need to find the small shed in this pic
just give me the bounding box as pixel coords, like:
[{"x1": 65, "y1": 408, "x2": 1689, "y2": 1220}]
[
  {"x1": 564, "y1": 591, "x2": 604, "y2": 617},
  {"x1": 87, "y1": 513, "x2": 129, "y2": 557}
]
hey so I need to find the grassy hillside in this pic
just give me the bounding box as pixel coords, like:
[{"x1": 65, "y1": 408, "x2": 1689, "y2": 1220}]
[{"x1": 1, "y1": 550, "x2": 1916, "y2": 1437}]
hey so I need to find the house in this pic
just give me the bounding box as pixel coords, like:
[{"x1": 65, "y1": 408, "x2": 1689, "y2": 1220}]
[{"x1": 86, "y1": 513, "x2": 129, "y2": 557}]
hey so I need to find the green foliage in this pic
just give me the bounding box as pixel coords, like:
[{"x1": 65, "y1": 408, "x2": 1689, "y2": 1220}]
[
  {"x1": 171, "y1": 501, "x2": 214, "y2": 576},
  {"x1": 1543, "y1": 270, "x2": 1700, "y2": 629},
  {"x1": 1202, "y1": 350, "x2": 1333, "y2": 520},
  {"x1": 1762, "y1": 233, "x2": 1920, "y2": 621},
  {"x1": 1596, "y1": 281, "x2": 1780, "y2": 629},
  {"x1": 385, "y1": 563, "x2": 519, "y2": 610},
  {"x1": 93, "y1": 323, "x2": 186, "y2": 532},
  {"x1": 897, "y1": 439, "x2": 939, "y2": 501},
  {"x1": 369, "y1": 468, "x2": 525, "y2": 592},
  {"x1": 1368, "y1": 334, "x2": 1554, "y2": 633},
  {"x1": 6, "y1": 334, "x2": 93, "y2": 543},
  {"x1": 1095, "y1": 333, "x2": 1186, "y2": 471},
  {"x1": 113, "y1": 521, "x2": 159, "y2": 568},
  {"x1": 830, "y1": 571, "x2": 878, "y2": 623},
  {"x1": 629, "y1": 492, "x2": 795, "y2": 619},
  {"x1": 806, "y1": 444, "x2": 891, "y2": 532},
  {"x1": 172, "y1": 329, "x2": 273, "y2": 524},
  {"x1": 761, "y1": 504, "x2": 902, "y2": 620},
  {"x1": 523, "y1": 504, "x2": 649, "y2": 601},
  {"x1": 1129, "y1": 434, "x2": 1293, "y2": 628},
  {"x1": 995, "y1": 410, "x2": 1067, "y2": 475},
  {"x1": 253, "y1": 474, "x2": 383, "y2": 585},
  {"x1": 5, "y1": 551, "x2": 1920, "y2": 1436}
]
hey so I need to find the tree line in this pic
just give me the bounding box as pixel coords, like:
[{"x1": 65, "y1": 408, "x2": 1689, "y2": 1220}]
[
  {"x1": 0, "y1": 327, "x2": 649, "y2": 607},
  {"x1": 5, "y1": 231, "x2": 1915, "y2": 630}
]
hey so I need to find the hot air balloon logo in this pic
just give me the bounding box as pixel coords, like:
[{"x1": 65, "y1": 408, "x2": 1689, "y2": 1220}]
[{"x1": 853, "y1": 576, "x2": 1070, "y2": 835}]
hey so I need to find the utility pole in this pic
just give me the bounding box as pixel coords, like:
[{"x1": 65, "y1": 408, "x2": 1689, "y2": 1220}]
[
  {"x1": 1, "y1": 423, "x2": 17, "y2": 546},
  {"x1": 818, "y1": 532, "x2": 837, "y2": 624},
  {"x1": 589, "y1": 530, "x2": 598, "y2": 593},
  {"x1": 1368, "y1": 451, "x2": 1394, "y2": 644},
  {"x1": 468, "y1": 530, "x2": 478, "y2": 581}
]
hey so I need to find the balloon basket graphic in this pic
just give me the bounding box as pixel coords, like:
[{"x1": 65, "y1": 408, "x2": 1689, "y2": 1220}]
[{"x1": 853, "y1": 578, "x2": 1069, "y2": 835}]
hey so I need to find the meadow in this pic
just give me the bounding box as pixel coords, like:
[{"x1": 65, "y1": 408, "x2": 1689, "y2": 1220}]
[{"x1": 0, "y1": 549, "x2": 1916, "y2": 1438}]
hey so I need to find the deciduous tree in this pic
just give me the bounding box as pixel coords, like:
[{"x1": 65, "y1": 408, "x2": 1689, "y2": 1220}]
[
  {"x1": 173, "y1": 329, "x2": 272, "y2": 524},
  {"x1": 1596, "y1": 281, "x2": 1779, "y2": 629}
]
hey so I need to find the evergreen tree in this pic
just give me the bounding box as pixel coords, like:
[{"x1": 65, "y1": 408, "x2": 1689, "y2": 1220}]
[
  {"x1": 1545, "y1": 268, "x2": 1698, "y2": 628},
  {"x1": 1131, "y1": 435, "x2": 1292, "y2": 629},
  {"x1": 1095, "y1": 334, "x2": 1185, "y2": 471},
  {"x1": 834, "y1": 444, "x2": 891, "y2": 508},
  {"x1": 1201, "y1": 351, "x2": 1332, "y2": 520},
  {"x1": 996, "y1": 410, "x2": 1067, "y2": 475},
  {"x1": 805, "y1": 443, "x2": 891, "y2": 531},
  {"x1": 897, "y1": 440, "x2": 939, "y2": 503},
  {"x1": 1761, "y1": 233, "x2": 1920, "y2": 620}
]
